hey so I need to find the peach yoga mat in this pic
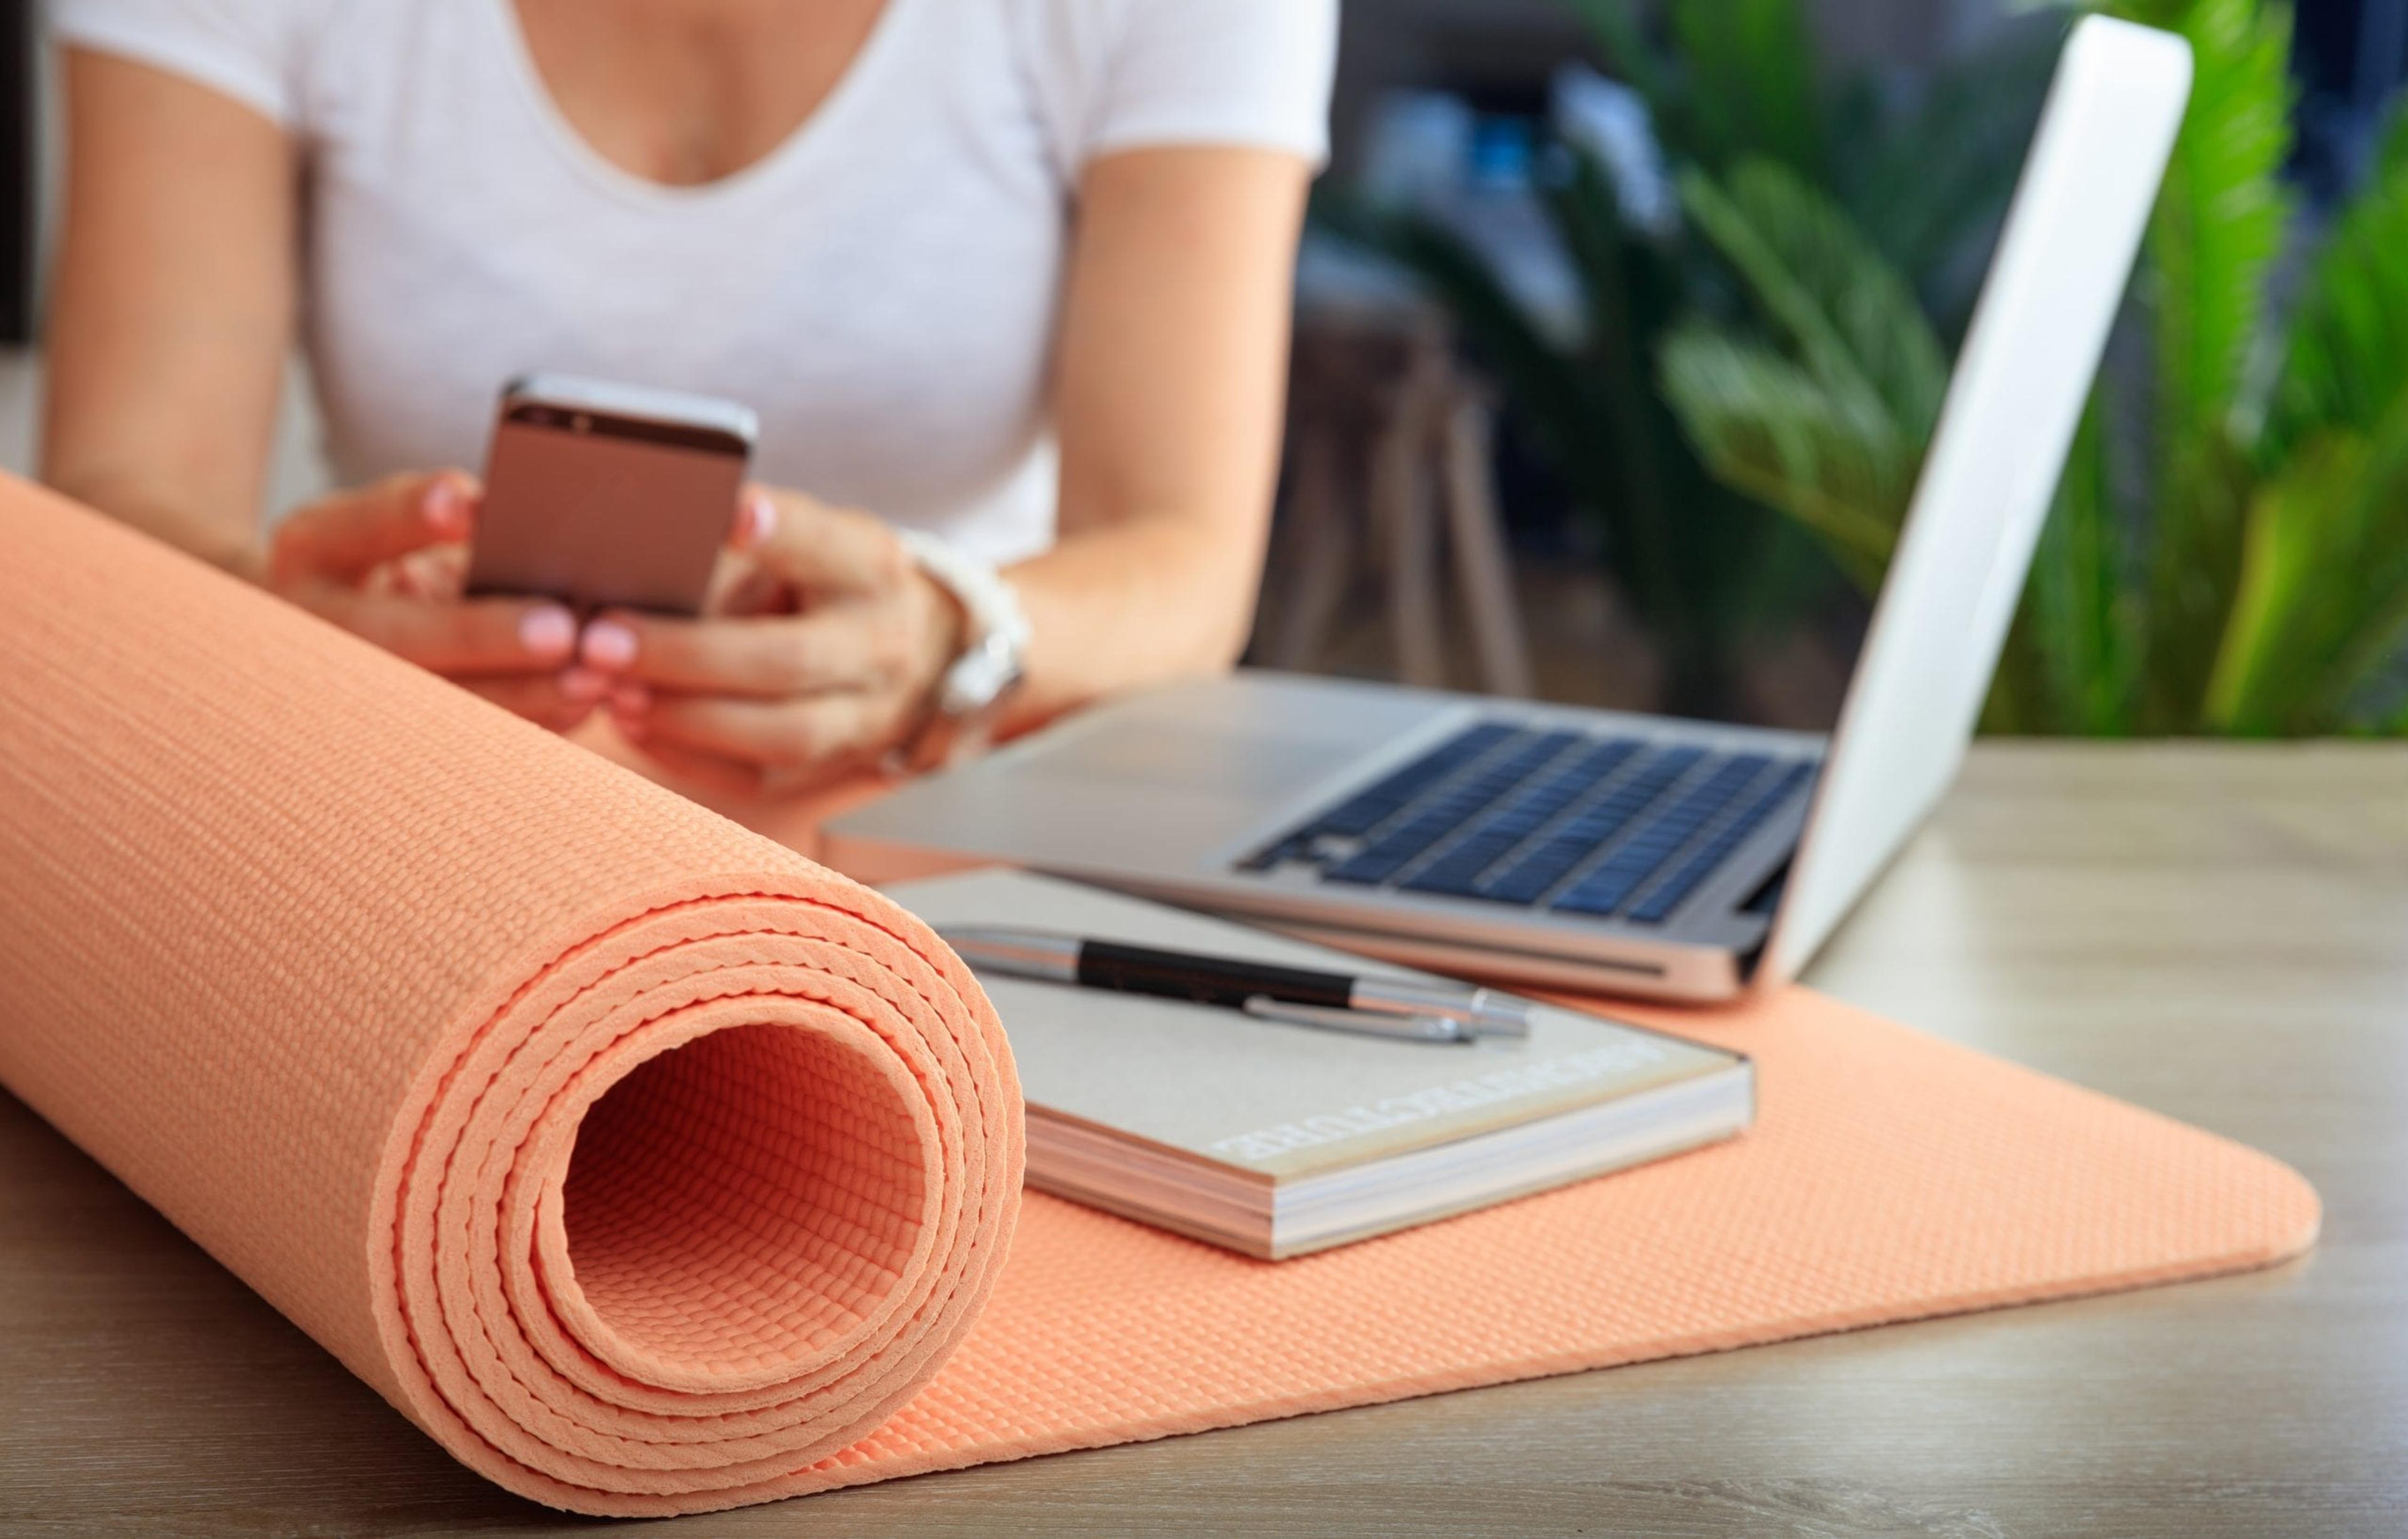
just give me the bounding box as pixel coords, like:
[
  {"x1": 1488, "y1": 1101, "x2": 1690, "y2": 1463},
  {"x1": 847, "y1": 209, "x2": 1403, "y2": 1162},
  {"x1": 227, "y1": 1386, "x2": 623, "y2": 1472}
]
[{"x1": 0, "y1": 480, "x2": 2318, "y2": 1517}]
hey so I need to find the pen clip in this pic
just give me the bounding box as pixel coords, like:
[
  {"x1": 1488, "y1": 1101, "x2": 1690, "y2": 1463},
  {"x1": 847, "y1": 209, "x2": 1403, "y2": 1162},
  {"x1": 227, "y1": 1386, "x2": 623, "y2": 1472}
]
[
  {"x1": 1346, "y1": 981, "x2": 1536, "y2": 1040},
  {"x1": 1240, "y1": 995, "x2": 1471, "y2": 1044}
]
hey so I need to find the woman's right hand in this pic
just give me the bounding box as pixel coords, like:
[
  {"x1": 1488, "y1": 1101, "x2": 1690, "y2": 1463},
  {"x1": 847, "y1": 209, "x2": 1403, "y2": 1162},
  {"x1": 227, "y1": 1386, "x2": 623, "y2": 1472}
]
[{"x1": 263, "y1": 471, "x2": 605, "y2": 730}]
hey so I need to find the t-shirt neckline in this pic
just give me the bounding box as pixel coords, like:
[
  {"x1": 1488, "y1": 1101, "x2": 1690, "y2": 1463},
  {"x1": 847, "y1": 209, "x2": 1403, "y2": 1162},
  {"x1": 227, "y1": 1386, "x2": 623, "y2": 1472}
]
[{"x1": 482, "y1": 0, "x2": 916, "y2": 210}]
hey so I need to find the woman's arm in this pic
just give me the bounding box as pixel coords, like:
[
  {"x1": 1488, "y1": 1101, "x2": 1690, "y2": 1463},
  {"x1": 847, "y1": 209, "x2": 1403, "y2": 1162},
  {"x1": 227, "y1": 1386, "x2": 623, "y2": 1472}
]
[
  {"x1": 43, "y1": 50, "x2": 293, "y2": 573},
  {"x1": 1004, "y1": 142, "x2": 1311, "y2": 727},
  {"x1": 587, "y1": 144, "x2": 1313, "y2": 790},
  {"x1": 43, "y1": 51, "x2": 592, "y2": 724}
]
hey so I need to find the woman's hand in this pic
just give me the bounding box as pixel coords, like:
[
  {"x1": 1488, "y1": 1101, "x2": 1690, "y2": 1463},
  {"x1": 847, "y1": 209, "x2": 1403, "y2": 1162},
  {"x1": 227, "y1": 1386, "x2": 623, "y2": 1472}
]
[
  {"x1": 578, "y1": 487, "x2": 963, "y2": 795},
  {"x1": 265, "y1": 472, "x2": 605, "y2": 729}
]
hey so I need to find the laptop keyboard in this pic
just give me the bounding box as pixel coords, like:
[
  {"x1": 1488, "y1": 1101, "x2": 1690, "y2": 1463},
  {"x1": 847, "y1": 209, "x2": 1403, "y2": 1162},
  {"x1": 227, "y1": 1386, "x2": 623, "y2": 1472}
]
[{"x1": 1238, "y1": 723, "x2": 1818, "y2": 924}]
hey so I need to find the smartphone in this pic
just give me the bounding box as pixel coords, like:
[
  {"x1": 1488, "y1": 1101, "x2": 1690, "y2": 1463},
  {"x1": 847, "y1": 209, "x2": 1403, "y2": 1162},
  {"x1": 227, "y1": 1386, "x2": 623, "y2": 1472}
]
[{"x1": 466, "y1": 374, "x2": 759, "y2": 616}]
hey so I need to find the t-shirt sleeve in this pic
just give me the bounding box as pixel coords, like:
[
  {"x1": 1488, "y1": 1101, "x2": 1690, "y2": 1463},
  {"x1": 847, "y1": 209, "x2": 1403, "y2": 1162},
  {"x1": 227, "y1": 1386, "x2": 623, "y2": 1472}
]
[
  {"x1": 1070, "y1": 0, "x2": 1339, "y2": 169},
  {"x1": 50, "y1": 0, "x2": 319, "y2": 127}
]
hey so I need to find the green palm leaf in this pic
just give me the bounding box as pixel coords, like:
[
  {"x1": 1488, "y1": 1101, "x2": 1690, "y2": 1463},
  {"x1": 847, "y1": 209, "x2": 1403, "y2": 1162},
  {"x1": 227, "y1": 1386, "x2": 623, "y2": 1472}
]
[
  {"x1": 1315, "y1": 0, "x2": 2405, "y2": 741},
  {"x1": 2266, "y1": 161, "x2": 2408, "y2": 456},
  {"x1": 1308, "y1": 170, "x2": 1824, "y2": 712},
  {"x1": 2126, "y1": 0, "x2": 2293, "y2": 727},
  {"x1": 1664, "y1": 159, "x2": 1946, "y2": 598},
  {"x1": 1664, "y1": 0, "x2": 1828, "y2": 179},
  {"x1": 2023, "y1": 398, "x2": 2142, "y2": 733},
  {"x1": 1561, "y1": 0, "x2": 1829, "y2": 177},
  {"x1": 1677, "y1": 161, "x2": 1950, "y2": 442},
  {"x1": 2376, "y1": 94, "x2": 2408, "y2": 182},
  {"x1": 1838, "y1": 13, "x2": 2069, "y2": 332},
  {"x1": 1537, "y1": 151, "x2": 1689, "y2": 628},
  {"x1": 1657, "y1": 325, "x2": 1909, "y2": 591},
  {"x1": 2205, "y1": 397, "x2": 2408, "y2": 733}
]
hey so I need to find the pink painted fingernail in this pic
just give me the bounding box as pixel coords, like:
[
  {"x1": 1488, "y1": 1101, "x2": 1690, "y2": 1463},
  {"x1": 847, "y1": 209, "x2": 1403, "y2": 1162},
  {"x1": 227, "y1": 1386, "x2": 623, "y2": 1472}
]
[
  {"x1": 423, "y1": 478, "x2": 470, "y2": 537},
  {"x1": 559, "y1": 667, "x2": 610, "y2": 704},
  {"x1": 582, "y1": 618, "x2": 638, "y2": 670},
  {"x1": 520, "y1": 606, "x2": 576, "y2": 660},
  {"x1": 735, "y1": 490, "x2": 778, "y2": 549}
]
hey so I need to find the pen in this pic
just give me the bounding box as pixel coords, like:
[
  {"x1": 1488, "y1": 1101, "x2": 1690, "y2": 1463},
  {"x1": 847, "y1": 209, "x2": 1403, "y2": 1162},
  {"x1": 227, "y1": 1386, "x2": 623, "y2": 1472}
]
[{"x1": 936, "y1": 926, "x2": 1534, "y2": 1044}]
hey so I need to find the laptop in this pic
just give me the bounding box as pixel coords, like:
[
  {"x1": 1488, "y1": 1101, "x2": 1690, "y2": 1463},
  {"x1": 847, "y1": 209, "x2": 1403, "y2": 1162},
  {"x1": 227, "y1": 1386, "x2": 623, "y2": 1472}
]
[{"x1": 828, "y1": 18, "x2": 2193, "y2": 1003}]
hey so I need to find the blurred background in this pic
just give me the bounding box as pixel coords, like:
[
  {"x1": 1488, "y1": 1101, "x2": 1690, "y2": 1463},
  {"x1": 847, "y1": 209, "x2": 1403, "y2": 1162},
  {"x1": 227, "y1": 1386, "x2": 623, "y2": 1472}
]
[{"x1": 2, "y1": 0, "x2": 2404, "y2": 738}]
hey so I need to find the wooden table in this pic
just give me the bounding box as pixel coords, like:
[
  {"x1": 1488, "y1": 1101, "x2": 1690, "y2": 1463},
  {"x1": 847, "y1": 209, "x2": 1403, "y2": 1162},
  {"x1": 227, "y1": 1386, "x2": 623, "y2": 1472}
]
[{"x1": 3, "y1": 744, "x2": 2402, "y2": 1536}]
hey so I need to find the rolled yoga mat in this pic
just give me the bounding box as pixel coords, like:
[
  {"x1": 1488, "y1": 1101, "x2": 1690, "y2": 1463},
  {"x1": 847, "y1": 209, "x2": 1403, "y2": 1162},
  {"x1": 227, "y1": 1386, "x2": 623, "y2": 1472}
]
[
  {"x1": 0, "y1": 482, "x2": 1022, "y2": 1515},
  {"x1": 0, "y1": 478, "x2": 2320, "y2": 1517}
]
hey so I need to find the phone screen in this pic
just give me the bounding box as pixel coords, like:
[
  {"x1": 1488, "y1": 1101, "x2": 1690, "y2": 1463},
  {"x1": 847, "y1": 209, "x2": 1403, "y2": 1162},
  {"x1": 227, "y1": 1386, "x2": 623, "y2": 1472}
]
[{"x1": 467, "y1": 396, "x2": 750, "y2": 616}]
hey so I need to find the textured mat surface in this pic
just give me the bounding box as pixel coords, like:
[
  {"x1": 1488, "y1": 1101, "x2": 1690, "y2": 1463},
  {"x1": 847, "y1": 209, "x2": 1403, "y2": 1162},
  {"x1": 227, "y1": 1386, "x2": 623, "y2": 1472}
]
[
  {"x1": 836, "y1": 990, "x2": 2317, "y2": 1498},
  {"x1": 0, "y1": 481, "x2": 2318, "y2": 1516},
  {"x1": 0, "y1": 484, "x2": 1020, "y2": 1514}
]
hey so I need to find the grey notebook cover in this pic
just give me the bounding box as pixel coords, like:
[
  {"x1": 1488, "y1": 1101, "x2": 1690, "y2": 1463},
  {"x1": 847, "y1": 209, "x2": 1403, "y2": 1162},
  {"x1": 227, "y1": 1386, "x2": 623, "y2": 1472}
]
[{"x1": 882, "y1": 869, "x2": 1744, "y2": 1183}]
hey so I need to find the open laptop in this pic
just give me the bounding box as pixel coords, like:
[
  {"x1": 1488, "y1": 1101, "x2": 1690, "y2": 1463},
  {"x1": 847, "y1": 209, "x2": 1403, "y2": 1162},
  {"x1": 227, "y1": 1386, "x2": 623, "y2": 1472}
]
[{"x1": 828, "y1": 18, "x2": 2193, "y2": 1003}]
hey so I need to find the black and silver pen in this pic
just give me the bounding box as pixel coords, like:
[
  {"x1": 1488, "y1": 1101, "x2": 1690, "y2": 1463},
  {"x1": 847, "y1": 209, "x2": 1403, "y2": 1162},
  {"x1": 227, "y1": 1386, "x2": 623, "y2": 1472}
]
[{"x1": 936, "y1": 926, "x2": 1534, "y2": 1044}]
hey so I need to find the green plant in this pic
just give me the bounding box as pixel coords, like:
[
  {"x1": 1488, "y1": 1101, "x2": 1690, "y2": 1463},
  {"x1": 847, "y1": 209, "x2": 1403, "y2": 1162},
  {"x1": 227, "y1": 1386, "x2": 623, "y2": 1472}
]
[
  {"x1": 1661, "y1": 0, "x2": 2408, "y2": 735},
  {"x1": 1312, "y1": 0, "x2": 2064, "y2": 717}
]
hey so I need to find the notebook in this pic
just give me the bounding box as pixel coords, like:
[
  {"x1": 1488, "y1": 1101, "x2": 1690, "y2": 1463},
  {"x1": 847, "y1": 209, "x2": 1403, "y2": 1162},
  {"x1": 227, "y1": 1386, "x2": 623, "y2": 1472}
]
[{"x1": 884, "y1": 870, "x2": 1753, "y2": 1259}]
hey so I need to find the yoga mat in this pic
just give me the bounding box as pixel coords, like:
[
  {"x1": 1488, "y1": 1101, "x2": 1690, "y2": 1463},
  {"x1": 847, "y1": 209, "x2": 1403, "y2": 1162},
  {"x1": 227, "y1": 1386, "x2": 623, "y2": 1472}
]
[
  {"x1": 0, "y1": 482, "x2": 1021, "y2": 1513},
  {"x1": 0, "y1": 479, "x2": 2318, "y2": 1517}
]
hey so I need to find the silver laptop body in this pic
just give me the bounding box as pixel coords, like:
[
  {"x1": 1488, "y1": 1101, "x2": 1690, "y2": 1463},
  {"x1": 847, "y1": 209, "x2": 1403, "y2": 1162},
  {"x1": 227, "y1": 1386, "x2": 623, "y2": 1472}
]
[{"x1": 828, "y1": 19, "x2": 2193, "y2": 1002}]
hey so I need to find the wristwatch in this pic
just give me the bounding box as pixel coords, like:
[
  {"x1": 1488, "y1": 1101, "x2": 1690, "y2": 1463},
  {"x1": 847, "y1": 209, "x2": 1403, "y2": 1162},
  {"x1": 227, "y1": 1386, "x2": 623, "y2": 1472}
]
[{"x1": 895, "y1": 529, "x2": 1032, "y2": 772}]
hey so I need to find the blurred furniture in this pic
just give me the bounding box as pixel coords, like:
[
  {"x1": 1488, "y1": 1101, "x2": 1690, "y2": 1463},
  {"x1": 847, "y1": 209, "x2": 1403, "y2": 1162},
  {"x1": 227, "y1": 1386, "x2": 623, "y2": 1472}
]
[
  {"x1": 3, "y1": 741, "x2": 2404, "y2": 1535},
  {"x1": 1264, "y1": 245, "x2": 1535, "y2": 697}
]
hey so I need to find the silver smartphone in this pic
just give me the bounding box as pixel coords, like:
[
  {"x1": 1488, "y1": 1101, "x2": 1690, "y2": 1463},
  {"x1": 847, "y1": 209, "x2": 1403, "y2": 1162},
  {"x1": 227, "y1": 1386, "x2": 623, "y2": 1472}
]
[{"x1": 466, "y1": 374, "x2": 761, "y2": 616}]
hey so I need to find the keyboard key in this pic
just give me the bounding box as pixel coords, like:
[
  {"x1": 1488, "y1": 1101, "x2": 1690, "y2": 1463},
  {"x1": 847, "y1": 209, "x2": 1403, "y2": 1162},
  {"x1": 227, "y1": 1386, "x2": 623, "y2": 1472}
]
[
  {"x1": 1233, "y1": 837, "x2": 1306, "y2": 874},
  {"x1": 1550, "y1": 754, "x2": 1776, "y2": 919},
  {"x1": 1471, "y1": 745, "x2": 1703, "y2": 905},
  {"x1": 1551, "y1": 836, "x2": 1686, "y2": 915},
  {"x1": 1295, "y1": 723, "x2": 1516, "y2": 839},
  {"x1": 1400, "y1": 738, "x2": 1642, "y2": 897},
  {"x1": 1324, "y1": 730, "x2": 1577, "y2": 885},
  {"x1": 1400, "y1": 830, "x2": 1531, "y2": 895},
  {"x1": 1471, "y1": 840, "x2": 1589, "y2": 905},
  {"x1": 1625, "y1": 763, "x2": 1815, "y2": 923}
]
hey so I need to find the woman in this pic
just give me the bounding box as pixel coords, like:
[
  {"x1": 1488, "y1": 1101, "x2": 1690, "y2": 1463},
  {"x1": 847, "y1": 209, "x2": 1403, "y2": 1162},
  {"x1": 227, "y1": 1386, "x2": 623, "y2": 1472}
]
[{"x1": 43, "y1": 0, "x2": 1334, "y2": 790}]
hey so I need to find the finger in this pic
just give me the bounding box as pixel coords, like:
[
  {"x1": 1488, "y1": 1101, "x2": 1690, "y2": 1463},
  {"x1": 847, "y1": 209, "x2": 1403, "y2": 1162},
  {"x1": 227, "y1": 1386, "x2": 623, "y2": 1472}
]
[
  {"x1": 270, "y1": 472, "x2": 479, "y2": 586},
  {"x1": 559, "y1": 666, "x2": 614, "y2": 706},
  {"x1": 392, "y1": 544, "x2": 470, "y2": 601},
  {"x1": 626, "y1": 690, "x2": 885, "y2": 772},
  {"x1": 738, "y1": 487, "x2": 913, "y2": 598},
  {"x1": 362, "y1": 561, "x2": 408, "y2": 600},
  {"x1": 364, "y1": 544, "x2": 463, "y2": 601},
  {"x1": 580, "y1": 607, "x2": 882, "y2": 696},
  {"x1": 705, "y1": 552, "x2": 792, "y2": 618},
  {"x1": 303, "y1": 588, "x2": 578, "y2": 676},
  {"x1": 613, "y1": 692, "x2": 884, "y2": 796},
  {"x1": 455, "y1": 672, "x2": 602, "y2": 733}
]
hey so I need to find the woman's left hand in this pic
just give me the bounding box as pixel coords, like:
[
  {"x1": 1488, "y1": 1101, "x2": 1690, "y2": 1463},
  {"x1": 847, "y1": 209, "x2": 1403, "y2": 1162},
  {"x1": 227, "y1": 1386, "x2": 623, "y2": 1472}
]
[{"x1": 578, "y1": 487, "x2": 963, "y2": 796}]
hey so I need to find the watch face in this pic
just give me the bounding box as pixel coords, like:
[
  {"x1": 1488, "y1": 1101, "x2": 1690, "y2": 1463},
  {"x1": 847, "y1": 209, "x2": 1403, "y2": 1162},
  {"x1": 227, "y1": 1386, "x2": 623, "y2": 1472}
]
[
  {"x1": 941, "y1": 633, "x2": 1023, "y2": 717},
  {"x1": 901, "y1": 530, "x2": 1029, "y2": 727}
]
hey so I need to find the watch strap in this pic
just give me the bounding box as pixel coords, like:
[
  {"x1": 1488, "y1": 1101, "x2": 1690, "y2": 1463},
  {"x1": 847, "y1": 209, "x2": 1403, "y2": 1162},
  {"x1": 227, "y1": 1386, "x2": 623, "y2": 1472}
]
[{"x1": 895, "y1": 531, "x2": 1030, "y2": 770}]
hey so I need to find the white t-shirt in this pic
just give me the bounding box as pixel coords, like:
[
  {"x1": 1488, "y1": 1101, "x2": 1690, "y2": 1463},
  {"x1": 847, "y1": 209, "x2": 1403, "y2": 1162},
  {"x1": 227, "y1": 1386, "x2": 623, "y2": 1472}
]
[{"x1": 53, "y1": 0, "x2": 1338, "y2": 563}]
